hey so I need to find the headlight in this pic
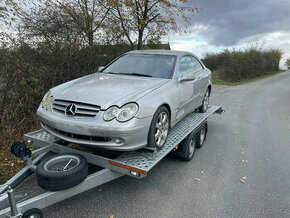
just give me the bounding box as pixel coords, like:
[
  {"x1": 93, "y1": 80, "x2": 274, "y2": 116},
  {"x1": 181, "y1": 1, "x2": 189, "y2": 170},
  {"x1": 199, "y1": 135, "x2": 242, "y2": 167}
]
[
  {"x1": 103, "y1": 106, "x2": 119, "y2": 121},
  {"x1": 117, "y1": 103, "x2": 139, "y2": 122},
  {"x1": 41, "y1": 90, "x2": 53, "y2": 110},
  {"x1": 103, "y1": 103, "x2": 139, "y2": 122}
]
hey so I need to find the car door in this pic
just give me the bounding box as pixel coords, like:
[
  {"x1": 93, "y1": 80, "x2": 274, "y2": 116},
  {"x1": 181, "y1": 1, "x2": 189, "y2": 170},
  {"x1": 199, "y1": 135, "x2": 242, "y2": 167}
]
[
  {"x1": 176, "y1": 55, "x2": 199, "y2": 120},
  {"x1": 191, "y1": 56, "x2": 206, "y2": 108}
]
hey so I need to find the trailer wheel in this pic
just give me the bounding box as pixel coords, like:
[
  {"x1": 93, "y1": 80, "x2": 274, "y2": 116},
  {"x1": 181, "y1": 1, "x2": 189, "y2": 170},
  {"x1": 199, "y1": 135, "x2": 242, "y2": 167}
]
[
  {"x1": 23, "y1": 208, "x2": 43, "y2": 218},
  {"x1": 36, "y1": 153, "x2": 88, "y2": 191},
  {"x1": 196, "y1": 123, "x2": 207, "y2": 149},
  {"x1": 179, "y1": 131, "x2": 196, "y2": 161}
]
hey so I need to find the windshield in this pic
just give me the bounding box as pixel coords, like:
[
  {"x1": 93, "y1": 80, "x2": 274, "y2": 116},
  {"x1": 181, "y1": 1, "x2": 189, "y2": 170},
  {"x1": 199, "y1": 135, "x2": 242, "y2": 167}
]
[{"x1": 102, "y1": 54, "x2": 176, "y2": 79}]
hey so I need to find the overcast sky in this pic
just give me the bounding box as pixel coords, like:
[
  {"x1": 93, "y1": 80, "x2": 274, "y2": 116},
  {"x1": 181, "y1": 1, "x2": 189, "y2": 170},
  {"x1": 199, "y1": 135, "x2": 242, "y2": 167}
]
[{"x1": 170, "y1": 0, "x2": 290, "y2": 68}]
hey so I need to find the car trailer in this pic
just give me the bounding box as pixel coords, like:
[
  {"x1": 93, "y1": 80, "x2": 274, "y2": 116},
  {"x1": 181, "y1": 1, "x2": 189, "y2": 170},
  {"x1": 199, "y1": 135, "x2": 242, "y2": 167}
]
[{"x1": 0, "y1": 105, "x2": 223, "y2": 218}]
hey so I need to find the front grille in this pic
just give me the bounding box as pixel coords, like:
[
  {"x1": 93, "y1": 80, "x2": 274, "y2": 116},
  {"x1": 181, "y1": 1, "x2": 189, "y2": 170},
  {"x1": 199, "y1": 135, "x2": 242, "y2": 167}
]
[
  {"x1": 52, "y1": 99, "x2": 101, "y2": 118},
  {"x1": 42, "y1": 123, "x2": 111, "y2": 143}
]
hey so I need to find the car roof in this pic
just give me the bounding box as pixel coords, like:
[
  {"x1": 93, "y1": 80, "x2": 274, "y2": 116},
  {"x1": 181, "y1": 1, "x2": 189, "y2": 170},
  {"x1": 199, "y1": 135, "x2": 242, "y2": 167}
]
[{"x1": 126, "y1": 49, "x2": 195, "y2": 57}]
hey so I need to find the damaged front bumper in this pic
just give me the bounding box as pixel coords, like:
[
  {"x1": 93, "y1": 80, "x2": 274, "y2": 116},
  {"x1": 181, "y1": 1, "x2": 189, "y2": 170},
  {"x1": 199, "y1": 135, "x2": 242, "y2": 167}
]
[{"x1": 37, "y1": 107, "x2": 153, "y2": 151}]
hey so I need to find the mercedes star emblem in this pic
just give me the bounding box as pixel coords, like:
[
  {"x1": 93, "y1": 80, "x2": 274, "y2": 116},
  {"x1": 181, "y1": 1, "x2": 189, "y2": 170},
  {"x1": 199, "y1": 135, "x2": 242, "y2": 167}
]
[{"x1": 65, "y1": 104, "x2": 77, "y2": 116}]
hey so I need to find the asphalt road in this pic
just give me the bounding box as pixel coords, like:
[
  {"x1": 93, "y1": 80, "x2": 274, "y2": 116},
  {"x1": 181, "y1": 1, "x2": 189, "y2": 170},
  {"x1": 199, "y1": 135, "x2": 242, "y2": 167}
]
[{"x1": 23, "y1": 71, "x2": 290, "y2": 217}]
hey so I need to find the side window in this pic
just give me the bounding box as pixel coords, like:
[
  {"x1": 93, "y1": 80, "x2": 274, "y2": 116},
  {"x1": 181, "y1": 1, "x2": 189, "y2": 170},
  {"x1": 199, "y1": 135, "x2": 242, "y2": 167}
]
[
  {"x1": 179, "y1": 56, "x2": 194, "y2": 75},
  {"x1": 192, "y1": 57, "x2": 203, "y2": 72},
  {"x1": 179, "y1": 56, "x2": 203, "y2": 75}
]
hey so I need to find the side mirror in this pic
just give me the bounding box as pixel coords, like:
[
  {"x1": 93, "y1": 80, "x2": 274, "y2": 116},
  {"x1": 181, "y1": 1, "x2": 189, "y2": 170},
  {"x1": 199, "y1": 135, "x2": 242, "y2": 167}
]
[
  {"x1": 178, "y1": 74, "x2": 196, "y2": 82},
  {"x1": 98, "y1": 66, "x2": 105, "y2": 72}
]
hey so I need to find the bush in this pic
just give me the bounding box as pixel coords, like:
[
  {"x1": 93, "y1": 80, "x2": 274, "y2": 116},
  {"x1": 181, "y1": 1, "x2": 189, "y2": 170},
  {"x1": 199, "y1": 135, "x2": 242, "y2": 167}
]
[
  {"x1": 202, "y1": 48, "x2": 282, "y2": 82},
  {"x1": 286, "y1": 57, "x2": 290, "y2": 69},
  {"x1": 0, "y1": 44, "x2": 282, "y2": 151},
  {"x1": 0, "y1": 42, "x2": 131, "y2": 149}
]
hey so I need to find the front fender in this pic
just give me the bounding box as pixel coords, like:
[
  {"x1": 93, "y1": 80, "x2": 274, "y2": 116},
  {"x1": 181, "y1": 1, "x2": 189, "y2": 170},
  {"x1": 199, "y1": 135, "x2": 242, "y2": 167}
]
[{"x1": 136, "y1": 81, "x2": 179, "y2": 123}]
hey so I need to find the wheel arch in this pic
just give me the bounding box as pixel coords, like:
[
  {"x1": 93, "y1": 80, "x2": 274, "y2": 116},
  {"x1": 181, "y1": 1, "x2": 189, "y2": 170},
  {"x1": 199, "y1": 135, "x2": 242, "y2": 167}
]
[
  {"x1": 208, "y1": 84, "x2": 212, "y2": 95},
  {"x1": 160, "y1": 103, "x2": 171, "y2": 118},
  {"x1": 159, "y1": 103, "x2": 172, "y2": 126}
]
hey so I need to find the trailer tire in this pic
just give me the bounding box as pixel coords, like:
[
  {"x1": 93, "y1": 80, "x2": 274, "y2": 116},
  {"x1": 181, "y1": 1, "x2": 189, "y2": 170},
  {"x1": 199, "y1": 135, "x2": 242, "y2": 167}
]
[
  {"x1": 179, "y1": 131, "x2": 196, "y2": 161},
  {"x1": 23, "y1": 208, "x2": 43, "y2": 218},
  {"x1": 196, "y1": 123, "x2": 207, "y2": 149},
  {"x1": 36, "y1": 153, "x2": 88, "y2": 191}
]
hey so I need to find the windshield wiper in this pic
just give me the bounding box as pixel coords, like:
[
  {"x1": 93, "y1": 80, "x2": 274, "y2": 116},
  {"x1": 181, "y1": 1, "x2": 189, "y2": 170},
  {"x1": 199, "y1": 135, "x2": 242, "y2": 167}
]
[{"x1": 116, "y1": 72, "x2": 153, "y2": 77}]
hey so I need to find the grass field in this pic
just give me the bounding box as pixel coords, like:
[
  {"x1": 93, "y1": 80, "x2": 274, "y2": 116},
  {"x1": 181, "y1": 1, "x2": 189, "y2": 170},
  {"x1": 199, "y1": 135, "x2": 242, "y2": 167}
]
[{"x1": 213, "y1": 70, "x2": 285, "y2": 86}]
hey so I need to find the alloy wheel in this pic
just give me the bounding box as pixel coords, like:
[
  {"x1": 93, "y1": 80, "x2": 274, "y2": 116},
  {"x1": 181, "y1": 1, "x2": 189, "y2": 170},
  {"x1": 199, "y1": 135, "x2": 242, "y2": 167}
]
[
  {"x1": 203, "y1": 90, "x2": 210, "y2": 111},
  {"x1": 155, "y1": 112, "x2": 169, "y2": 147}
]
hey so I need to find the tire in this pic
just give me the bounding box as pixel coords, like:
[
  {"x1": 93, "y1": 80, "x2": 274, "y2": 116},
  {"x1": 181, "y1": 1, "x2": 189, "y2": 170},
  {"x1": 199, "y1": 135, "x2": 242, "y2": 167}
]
[
  {"x1": 23, "y1": 208, "x2": 43, "y2": 218},
  {"x1": 199, "y1": 88, "x2": 210, "y2": 112},
  {"x1": 178, "y1": 131, "x2": 196, "y2": 161},
  {"x1": 148, "y1": 106, "x2": 170, "y2": 150},
  {"x1": 196, "y1": 123, "x2": 207, "y2": 149},
  {"x1": 36, "y1": 153, "x2": 88, "y2": 191}
]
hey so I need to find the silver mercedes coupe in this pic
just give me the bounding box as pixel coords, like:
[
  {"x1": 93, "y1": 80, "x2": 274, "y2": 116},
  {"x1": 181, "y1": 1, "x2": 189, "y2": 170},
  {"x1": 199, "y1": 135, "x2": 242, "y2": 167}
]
[{"x1": 37, "y1": 50, "x2": 212, "y2": 151}]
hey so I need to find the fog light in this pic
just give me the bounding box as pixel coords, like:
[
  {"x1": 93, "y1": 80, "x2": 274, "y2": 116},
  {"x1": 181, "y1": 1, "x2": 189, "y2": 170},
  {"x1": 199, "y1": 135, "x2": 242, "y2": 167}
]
[{"x1": 114, "y1": 138, "x2": 122, "y2": 144}]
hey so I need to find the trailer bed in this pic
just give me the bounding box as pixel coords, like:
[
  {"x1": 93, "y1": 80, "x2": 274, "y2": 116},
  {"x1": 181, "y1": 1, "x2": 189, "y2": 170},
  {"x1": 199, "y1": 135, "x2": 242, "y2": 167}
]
[
  {"x1": 0, "y1": 105, "x2": 222, "y2": 218},
  {"x1": 24, "y1": 105, "x2": 222, "y2": 176},
  {"x1": 111, "y1": 105, "x2": 222, "y2": 174}
]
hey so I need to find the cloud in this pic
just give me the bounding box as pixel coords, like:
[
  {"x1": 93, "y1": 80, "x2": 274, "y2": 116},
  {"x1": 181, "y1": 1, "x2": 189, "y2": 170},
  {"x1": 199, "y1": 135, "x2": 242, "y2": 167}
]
[
  {"x1": 191, "y1": 0, "x2": 290, "y2": 46},
  {"x1": 170, "y1": 0, "x2": 290, "y2": 68}
]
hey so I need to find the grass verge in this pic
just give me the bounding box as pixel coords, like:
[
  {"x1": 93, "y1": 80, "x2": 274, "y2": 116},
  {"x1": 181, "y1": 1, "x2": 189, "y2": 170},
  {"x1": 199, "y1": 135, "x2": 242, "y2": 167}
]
[
  {"x1": 213, "y1": 70, "x2": 285, "y2": 86},
  {"x1": 0, "y1": 147, "x2": 26, "y2": 184}
]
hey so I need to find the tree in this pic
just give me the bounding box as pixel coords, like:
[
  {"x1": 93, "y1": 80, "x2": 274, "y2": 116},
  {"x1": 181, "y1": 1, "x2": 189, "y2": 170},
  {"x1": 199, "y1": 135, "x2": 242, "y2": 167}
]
[
  {"x1": 286, "y1": 57, "x2": 290, "y2": 69},
  {"x1": 0, "y1": 0, "x2": 21, "y2": 25},
  {"x1": 22, "y1": 0, "x2": 110, "y2": 47},
  {"x1": 107, "y1": 0, "x2": 202, "y2": 49}
]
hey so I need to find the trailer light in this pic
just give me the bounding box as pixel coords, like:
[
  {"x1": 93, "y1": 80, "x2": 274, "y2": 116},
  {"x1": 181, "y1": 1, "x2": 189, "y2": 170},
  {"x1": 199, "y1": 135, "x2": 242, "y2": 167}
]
[
  {"x1": 108, "y1": 160, "x2": 147, "y2": 175},
  {"x1": 130, "y1": 171, "x2": 140, "y2": 177}
]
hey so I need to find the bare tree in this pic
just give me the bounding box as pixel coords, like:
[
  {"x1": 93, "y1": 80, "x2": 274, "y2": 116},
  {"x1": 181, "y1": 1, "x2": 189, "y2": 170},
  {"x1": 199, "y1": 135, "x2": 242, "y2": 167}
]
[
  {"x1": 107, "y1": 0, "x2": 202, "y2": 49},
  {"x1": 0, "y1": 0, "x2": 22, "y2": 25},
  {"x1": 22, "y1": 0, "x2": 110, "y2": 47}
]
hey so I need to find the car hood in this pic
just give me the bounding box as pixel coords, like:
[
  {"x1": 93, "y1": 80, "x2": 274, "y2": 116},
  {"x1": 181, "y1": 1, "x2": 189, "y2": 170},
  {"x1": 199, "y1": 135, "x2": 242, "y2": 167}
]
[{"x1": 52, "y1": 73, "x2": 169, "y2": 109}]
